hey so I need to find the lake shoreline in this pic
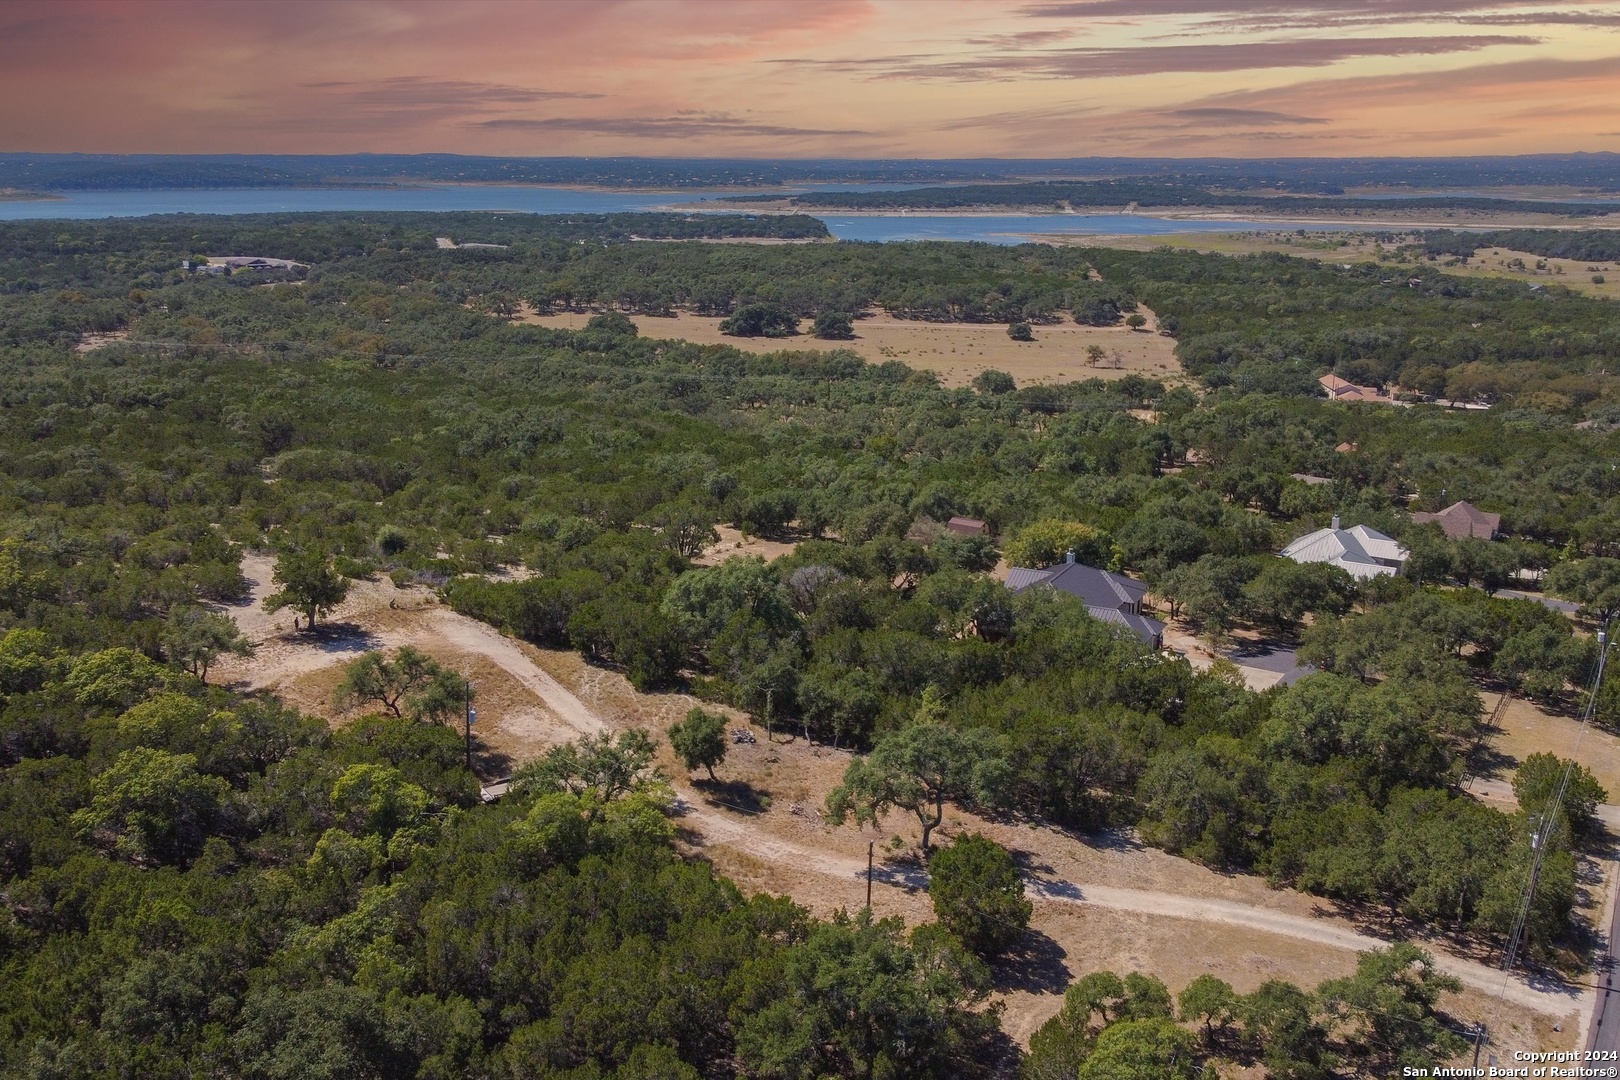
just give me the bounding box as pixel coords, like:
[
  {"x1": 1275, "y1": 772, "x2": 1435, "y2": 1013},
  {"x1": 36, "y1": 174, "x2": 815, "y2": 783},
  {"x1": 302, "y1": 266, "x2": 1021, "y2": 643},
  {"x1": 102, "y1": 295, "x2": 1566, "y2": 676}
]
[{"x1": 676, "y1": 199, "x2": 1620, "y2": 232}]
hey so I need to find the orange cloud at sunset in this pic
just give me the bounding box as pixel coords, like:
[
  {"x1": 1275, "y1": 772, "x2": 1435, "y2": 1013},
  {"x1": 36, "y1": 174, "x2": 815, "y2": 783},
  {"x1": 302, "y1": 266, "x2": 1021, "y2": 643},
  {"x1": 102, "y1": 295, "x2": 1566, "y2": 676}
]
[{"x1": 2, "y1": 0, "x2": 1618, "y2": 157}]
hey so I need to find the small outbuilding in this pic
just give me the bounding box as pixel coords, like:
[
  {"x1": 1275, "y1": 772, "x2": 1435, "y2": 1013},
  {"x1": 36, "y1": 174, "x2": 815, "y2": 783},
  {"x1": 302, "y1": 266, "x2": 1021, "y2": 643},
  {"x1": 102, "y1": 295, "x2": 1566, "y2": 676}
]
[{"x1": 946, "y1": 516, "x2": 990, "y2": 536}]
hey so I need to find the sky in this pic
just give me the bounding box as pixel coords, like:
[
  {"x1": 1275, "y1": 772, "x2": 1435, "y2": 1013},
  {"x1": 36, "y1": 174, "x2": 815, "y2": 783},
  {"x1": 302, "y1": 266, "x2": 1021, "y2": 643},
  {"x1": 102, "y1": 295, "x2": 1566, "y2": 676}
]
[{"x1": 3, "y1": 0, "x2": 1619, "y2": 158}]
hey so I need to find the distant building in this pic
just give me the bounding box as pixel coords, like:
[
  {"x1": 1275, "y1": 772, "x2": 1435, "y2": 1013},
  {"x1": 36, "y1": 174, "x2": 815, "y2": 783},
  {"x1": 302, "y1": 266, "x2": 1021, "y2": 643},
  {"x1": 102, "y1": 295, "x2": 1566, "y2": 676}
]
[
  {"x1": 206, "y1": 256, "x2": 305, "y2": 271},
  {"x1": 1410, "y1": 501, "x2": 1501, "y2": 541},
  {"x1": 1319, "y1": 374, "x2": 1394, "y2": 405},
  {"x1": 1280, "y1": 516, "x2": 1409, "y2": 580},
  {"x1": 1006, "y1": 552, "x2": 1164, "y2": 647},
  {"x1": 1335, "y1": 441, "x2": 1358, "y2": 454},
  {"x1": 946, "y1": 516, "x2": 990, "y2": 536}
]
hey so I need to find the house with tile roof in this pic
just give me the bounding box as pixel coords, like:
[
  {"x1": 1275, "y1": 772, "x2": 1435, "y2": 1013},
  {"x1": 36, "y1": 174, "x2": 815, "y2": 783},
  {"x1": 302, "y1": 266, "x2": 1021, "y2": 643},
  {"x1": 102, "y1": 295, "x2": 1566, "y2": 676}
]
[
  {"x1": 1006, "y1": 552, "x2": 1164, "y2": 647},
  {"x1": 1319, "y1": 374, "x2": 1395, "y2": 404},
  {"x1": 1280, "y1": 516, "x2": 1409, "y2": 579},
  {"x1": 1410, "y1": 501, "x2": 1501, "y2": 541}
]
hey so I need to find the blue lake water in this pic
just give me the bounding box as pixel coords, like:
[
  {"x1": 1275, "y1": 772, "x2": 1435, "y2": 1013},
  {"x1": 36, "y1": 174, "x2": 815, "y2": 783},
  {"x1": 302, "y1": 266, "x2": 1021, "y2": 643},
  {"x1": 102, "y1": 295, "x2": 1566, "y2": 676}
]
[
  {"x1": 0, "y1": 185, "x2": 1360, "y2": 244},
  {"x1": 814, "y1": 214, "x2": 1350, "y2": 244}
]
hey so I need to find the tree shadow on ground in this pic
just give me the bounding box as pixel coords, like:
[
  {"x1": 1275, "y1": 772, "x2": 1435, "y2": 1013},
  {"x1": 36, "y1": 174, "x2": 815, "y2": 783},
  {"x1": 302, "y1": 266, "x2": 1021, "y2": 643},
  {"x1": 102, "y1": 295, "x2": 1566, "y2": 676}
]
[
  {"x1": 872, "y1": 850, "x2": 930, "y2": 893},
  {"x1": 297, "y1": 621, "x2": 381, "y2": 654},
  {"x1": 1087, "y1": 826, "x2": 1145, "y2": 854},
  {"x1": 472, "y1": 742, "x2": 513, "y2": 782},
  {"x1": 992, "y1": 928, "x2": 1071, "y2": 996},
  {"x1": 1465, "y1": 742, "x2": 1518, "y2": 779},
  {"x1": 695, "y1": 778, "x2": 772, "y2": 816}
]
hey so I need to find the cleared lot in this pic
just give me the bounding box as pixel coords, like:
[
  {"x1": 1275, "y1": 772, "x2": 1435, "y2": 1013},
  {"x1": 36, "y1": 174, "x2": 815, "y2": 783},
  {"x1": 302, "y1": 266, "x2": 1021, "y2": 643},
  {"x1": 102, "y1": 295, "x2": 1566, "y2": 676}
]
[{"x1": 518, "y1": 306, "x2": 1182, "y2": 387}]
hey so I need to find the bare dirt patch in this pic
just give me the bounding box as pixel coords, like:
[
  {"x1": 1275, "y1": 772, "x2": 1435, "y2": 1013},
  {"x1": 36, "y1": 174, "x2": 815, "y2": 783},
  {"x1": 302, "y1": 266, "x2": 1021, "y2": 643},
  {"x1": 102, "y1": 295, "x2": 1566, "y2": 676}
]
[
  {"x1": 515, "y1": 308, "x2": 1181, "y2": 388},
  {"x1": 212, "y1": 555, "x2": 596, "y2": 768},
  {"x1": 75, "y1": 330, "x2": 130, "y2": 353},
  {"x1": 693, "y1": 524, "x2": 799, "y2": 567}
]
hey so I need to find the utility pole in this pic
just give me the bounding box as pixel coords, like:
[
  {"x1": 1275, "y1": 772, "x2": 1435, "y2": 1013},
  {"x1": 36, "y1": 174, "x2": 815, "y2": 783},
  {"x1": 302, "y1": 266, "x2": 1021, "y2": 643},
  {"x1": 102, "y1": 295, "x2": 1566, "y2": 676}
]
[
  {"x1": 867, "y1": 840, "x2": 874, "y2": 910},
  {"x1": 764, "y1": 686, "x2": 774, "y2": 744},
  {"x1": 463, "y1": 674, "x2": 474, "y2": 775}
]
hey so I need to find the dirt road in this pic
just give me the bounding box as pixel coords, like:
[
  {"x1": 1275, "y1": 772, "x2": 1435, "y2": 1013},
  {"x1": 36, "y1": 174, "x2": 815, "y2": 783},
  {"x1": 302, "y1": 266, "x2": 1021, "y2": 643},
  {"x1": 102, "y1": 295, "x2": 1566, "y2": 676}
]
[
  {"x1": 427, "y1": 610, "x2": 604, "y2": 737},
  {"x1": 680, "y1": 805, "x2": 1575, "y2": 1016}
]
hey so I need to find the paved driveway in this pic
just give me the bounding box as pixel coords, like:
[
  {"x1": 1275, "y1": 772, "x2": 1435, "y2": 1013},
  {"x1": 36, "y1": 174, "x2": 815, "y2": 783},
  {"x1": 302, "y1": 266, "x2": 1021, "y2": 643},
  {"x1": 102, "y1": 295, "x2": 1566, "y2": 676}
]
[
  {"x1": 1227, "y1": 642, "x2": 1316, "y2": 687},
  {"x1": 1497, "y1": 588, "x2": 1581, "y2": 615}
]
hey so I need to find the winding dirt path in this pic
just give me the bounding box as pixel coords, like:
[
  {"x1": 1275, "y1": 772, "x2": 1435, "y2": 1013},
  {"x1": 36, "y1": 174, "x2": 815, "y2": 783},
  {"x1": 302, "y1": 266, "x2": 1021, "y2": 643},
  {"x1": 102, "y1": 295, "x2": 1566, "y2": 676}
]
[
  {"x1": 427, "y1": 610, "x2": 604, "y2": 737},
  {"x1": 681, "y1": 807, "x2": 1575, "y2": 1016}
]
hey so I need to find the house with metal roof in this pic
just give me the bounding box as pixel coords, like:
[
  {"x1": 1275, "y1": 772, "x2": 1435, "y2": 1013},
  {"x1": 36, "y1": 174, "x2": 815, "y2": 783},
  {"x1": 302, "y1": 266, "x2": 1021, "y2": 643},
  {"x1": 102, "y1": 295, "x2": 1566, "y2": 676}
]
[
  {"x1": 1006, "y1": 552, "x2": 1164, "y2": 647},
  {"x1": 1280, "y1": 516, "x2": 1408, "y2": 579}
]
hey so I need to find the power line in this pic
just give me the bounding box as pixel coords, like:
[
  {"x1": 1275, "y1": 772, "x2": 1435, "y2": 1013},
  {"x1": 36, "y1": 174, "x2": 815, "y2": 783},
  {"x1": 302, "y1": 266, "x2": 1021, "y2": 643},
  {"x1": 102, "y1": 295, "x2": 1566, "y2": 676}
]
[{"x1": 1476, "y1": 620, "x2": 1611, "y2": 1063}]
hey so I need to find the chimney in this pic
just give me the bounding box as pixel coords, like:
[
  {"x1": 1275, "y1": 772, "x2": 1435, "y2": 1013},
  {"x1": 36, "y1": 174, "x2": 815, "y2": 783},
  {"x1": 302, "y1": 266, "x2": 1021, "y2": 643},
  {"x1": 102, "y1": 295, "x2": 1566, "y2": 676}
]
[
  {"x1": 1065, "y1": 549, "x2": 1076, "y2": 565},
  {"x1": 1331, "y1": 515, "x2": 1341, "y2": 531}
]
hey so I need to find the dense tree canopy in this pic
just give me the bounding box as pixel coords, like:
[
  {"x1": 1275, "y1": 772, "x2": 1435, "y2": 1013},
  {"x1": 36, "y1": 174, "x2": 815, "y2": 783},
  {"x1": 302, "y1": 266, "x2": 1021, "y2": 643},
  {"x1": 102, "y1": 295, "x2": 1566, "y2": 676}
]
[{"x1": 0, "y1": 209, "x2": 1613, "y2": 1076}]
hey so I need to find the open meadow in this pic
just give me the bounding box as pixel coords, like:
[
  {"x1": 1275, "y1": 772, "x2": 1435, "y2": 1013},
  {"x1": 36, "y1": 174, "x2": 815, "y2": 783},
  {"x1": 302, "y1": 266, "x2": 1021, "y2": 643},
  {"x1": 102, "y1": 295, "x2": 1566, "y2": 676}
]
[
  {"x1": 518, "y1": 306, "x2": 1182, "y2": 387},
  {"x1": 1064, "y1": 229, "x2": 1620, "y2": 300}
]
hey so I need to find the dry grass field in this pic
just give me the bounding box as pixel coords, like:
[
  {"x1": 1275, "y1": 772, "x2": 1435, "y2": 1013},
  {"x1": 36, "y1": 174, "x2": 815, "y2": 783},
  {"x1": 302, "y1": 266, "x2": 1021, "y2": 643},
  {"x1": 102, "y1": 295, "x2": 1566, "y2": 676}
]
[
  {"x1": 516, "y1": 306, "x2": 1182, "y2": 387},
  {"x1": 1485, "y1": 692, "x2": 1620, "y2": 796},
  {"x1": 1061, "y1": 230, "x2": 1620, "y2": 300},
  {"x1": 692, "y1": 524, "x2": 800, "y2": 567}
]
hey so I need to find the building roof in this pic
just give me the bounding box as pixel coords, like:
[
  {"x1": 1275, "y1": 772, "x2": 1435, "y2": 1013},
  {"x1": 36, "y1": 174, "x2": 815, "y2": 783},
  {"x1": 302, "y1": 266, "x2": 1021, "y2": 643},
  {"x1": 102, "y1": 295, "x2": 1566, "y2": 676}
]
[
  {"x1": 1318, "y1": 374, "x2": 1390, "y2": 404},
  {"x1": 945, "y1": 516, "x2": 989, "y2": 536},
  {"x1": 1005, "y1": 561, "x2": 1163, "y2": 644},
  {"x1": 1410, "y1": 501, "x2": 1501, "y2": 541},
  {"x1": 1006, "y1": 561, "x2": 1148, "y2": 609},
  {"x1": 1280, "y1": 523, "x2": 1409, "y2": 579},
  {"x1": 1290, "y1": 473, "x2": 1333, "y2": 486},
  {"x1": 1084, "y1": 605, "x2": 1166, "y2": 644}
]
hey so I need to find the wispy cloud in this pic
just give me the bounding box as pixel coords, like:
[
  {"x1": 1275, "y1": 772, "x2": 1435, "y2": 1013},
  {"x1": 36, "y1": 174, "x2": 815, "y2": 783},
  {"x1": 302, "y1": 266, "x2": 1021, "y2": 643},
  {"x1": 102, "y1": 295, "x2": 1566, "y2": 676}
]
[
  {"x1": 0, "y1": 0, "x2": 1612, "y2": 157},
  {"x1": 478, "y1": 113, "x2": 867, "y2": 138},
  {"x1": 1456, "y1": 11, "x2": 1620, "y2": 27},
  {"x1": 304, "y1": 78, "x2": 603, "y2": 107},
  {"x1": 963, "y1": 29, "x2": 1074, "y2": 48},
  {"x1": 1022, "y1": 1, "x2": 1620, "y2": 35},
  {"x1": 1163, "y1": 107, "x2": 1328, "y2": 125},
  {"x1": 1021, "y1": 1, "x2": 1529, "y2": 19},
  {"x1": 778, "y1": 35, "x2": 1539, "y2": 82}
]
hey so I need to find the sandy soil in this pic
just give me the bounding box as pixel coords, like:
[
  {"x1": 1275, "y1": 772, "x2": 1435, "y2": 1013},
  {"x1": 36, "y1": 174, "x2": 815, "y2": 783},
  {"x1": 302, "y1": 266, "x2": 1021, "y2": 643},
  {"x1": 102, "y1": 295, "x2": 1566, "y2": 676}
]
[
  {"x1": 515, "y1": 307, "x2": 1181, "y2": 388},
  {"x1": 215, "y1": 554, "x2": 1588, "y2": 1046}
]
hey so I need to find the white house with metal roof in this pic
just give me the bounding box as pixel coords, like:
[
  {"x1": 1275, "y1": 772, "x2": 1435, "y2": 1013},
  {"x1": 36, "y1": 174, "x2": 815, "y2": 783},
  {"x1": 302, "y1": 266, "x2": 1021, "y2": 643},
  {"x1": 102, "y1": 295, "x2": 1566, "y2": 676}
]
[{"x1": 1280, "y1": 516, "x2": 1408, "y2": 579}]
